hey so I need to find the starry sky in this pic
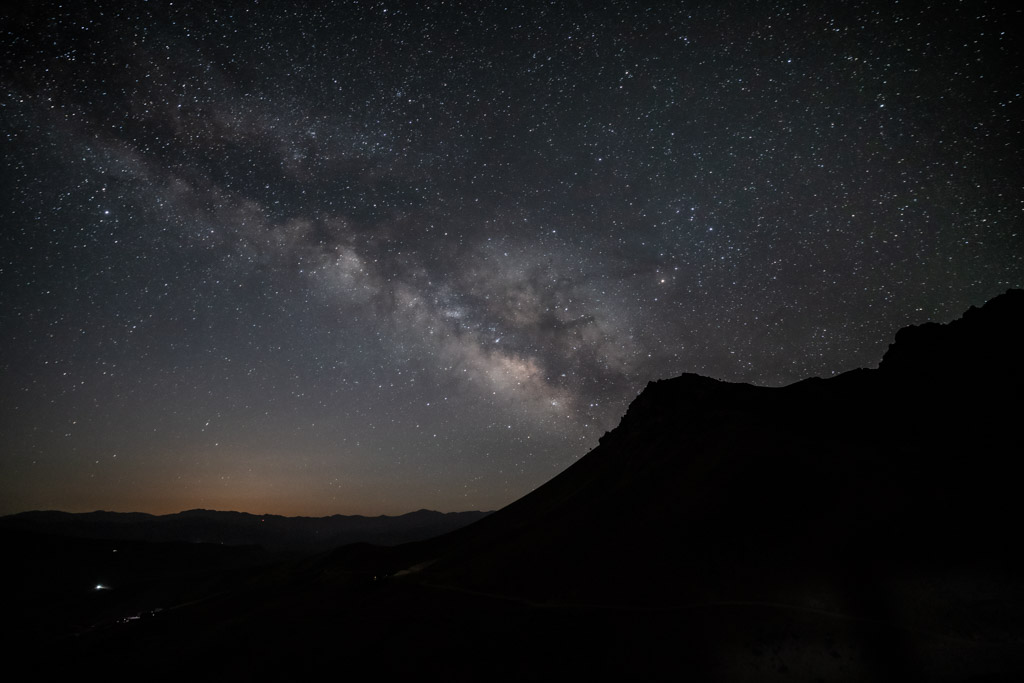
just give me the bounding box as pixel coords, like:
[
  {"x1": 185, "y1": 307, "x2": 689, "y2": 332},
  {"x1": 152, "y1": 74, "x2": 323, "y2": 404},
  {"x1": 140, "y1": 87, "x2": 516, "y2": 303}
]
[{"x1": 2, "y1": 1, "x2": 1021, "y2": 517}]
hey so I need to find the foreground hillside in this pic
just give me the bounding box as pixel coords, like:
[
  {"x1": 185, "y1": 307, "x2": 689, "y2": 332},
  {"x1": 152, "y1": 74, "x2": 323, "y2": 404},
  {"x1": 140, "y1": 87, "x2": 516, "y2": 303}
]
[
  {"x1": 402, "y1": 289, "x2": 1023, "y2": 608},
  {"x1": 15, "y1": 290, "x2": 1024, "y2": 681}
]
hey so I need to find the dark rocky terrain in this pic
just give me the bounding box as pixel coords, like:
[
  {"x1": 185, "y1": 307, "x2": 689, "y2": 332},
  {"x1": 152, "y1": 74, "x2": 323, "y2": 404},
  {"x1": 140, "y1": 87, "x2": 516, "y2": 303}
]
[{"x1": 9, "y1": 290, "x2": 1023, "y2": 681}]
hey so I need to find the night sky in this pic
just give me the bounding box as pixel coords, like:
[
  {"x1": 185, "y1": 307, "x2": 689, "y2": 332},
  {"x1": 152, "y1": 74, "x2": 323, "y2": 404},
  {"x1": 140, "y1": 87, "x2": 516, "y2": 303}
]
[{"x1": 2, "y1": 1, "x2": 1020, "y2": 516}]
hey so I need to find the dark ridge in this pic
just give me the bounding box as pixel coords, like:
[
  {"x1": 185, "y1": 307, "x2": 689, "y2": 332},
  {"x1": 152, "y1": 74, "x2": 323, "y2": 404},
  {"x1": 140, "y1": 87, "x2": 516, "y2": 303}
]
[
  {"x1": 0, "y1": 508, "x2": 491, "y2": 552},
  {"x1": 402, "y1": 289, "x2": 1023, "y2": 605}
]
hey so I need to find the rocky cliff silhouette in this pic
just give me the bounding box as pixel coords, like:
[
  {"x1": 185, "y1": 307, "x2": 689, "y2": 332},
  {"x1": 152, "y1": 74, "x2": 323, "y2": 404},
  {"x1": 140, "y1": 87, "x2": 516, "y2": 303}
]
[
  {"x1": 317, "y1": 289, "x2": 1024, "y2": 679},
  {"x1": 356, "y1": 290, "x2": 1022, "y2": 607}
]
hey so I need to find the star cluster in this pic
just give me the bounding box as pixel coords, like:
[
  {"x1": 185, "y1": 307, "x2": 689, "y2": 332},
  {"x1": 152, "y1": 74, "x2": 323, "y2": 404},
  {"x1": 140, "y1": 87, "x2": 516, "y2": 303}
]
[{"x1": 2, "y1": 1, "x2": 1020, "y2": 515}]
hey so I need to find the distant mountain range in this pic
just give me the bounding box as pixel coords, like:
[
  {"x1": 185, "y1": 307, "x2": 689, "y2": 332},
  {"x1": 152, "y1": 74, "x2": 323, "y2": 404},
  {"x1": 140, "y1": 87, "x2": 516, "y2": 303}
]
[{"x1": 0, "y1": 508, "x2": 491, "y2": 551}]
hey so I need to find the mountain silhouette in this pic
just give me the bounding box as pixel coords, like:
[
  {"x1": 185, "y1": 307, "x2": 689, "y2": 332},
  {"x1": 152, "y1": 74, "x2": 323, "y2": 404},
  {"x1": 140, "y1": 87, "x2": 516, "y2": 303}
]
[
  {"x1": 12, "y1": 289, "x2": 1024, "y2": 681},
  {"x1": 348, "y1": 290, "x2": 1023, "y2": 605},
  {"x1": 319, "y1": 288, "x2": 1024, "y2": 679}
]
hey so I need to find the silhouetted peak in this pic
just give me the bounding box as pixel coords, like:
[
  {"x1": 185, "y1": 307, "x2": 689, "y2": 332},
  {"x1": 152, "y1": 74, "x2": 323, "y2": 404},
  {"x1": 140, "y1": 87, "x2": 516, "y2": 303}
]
[
  {"x1": 878, "y1": 288, "x2": 1023, "y2": 383},
  {"x1": 599, "y1": 373, "x2": 765, "y2": 448},
  {"x1": 627, "y1": 373, "x2": 757, "y2": 416}
]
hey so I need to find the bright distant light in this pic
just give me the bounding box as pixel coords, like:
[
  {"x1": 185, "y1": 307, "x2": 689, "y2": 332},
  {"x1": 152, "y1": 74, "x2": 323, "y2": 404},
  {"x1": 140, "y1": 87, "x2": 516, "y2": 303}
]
[{"x1": 95, "y1": 583, "x2": 110, "y2": 591}]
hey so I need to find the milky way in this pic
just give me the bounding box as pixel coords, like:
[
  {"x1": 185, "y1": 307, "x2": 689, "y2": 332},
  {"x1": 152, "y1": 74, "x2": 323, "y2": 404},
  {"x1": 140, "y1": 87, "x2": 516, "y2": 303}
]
[{"x1": 2, "y1": 1, "x2": 1021, "y2": 515}]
